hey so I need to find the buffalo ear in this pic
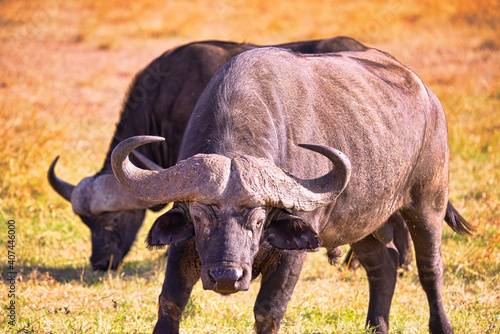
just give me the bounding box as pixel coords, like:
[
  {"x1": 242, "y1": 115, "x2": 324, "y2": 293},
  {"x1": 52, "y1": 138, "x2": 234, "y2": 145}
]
[
  {"x1": 146, "y1": 208, "x2": 194, "y2": 249},
  {"x1": 266, "y1": 211, "x2": 321, "y2": 251}
]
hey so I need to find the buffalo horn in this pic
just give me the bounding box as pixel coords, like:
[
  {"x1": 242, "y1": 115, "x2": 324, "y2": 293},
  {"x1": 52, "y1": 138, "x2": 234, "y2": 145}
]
[
  {"x1": 296, "y1": 143, "x2": 351, "y2": 205},
  {"x1": 229, "y1": 144, "x2": 351, "y2": 211},
  {"x1": 112, "y1": 136, "x2": 351, "y2": 211},
  {"x1": 111, "y1": 136, "x2": 232, "y2": 205},
  {"x1": 47, "y1": 156, "x2": 75, "y2": 202}
]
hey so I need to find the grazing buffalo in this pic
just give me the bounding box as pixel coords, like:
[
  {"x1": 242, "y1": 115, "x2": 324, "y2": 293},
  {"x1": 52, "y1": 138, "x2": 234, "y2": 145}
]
[
  {"x1": 112, "y1": 47, "x2": 472, "y2": 333},
  {"x1": 48, "y1": 37, "x2": 373, "y2": 270}
]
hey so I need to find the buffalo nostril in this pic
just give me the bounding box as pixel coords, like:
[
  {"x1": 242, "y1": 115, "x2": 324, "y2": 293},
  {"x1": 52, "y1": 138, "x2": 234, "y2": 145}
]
[
  {"x1": 210, "y1": 267, "x2": 243, "y2": 281},
  {"x1": 208, "y1": 269, "x2": 217, "y2": 285},
  {"x1": 208, "y1": 267, "x2": 244, "y2": 293}
]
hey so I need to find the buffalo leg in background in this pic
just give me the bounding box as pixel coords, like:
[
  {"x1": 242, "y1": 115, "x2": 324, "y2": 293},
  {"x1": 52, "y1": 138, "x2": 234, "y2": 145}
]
[
  {"x1": 350, "y1": 234, "x2": 399, "y2": 334},
  {"x1": 344, "y1": 212, "x2": 413, "y2": 270},
  {"x1": 391, "y1": 213, "x2": 413, "y2": 269}
]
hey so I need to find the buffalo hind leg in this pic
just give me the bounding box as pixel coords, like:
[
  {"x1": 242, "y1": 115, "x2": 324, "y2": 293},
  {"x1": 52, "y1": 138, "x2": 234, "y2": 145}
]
[
  {"x1": 153, "y1": 238, "x2": 200, "y2": 334},
  {"x1": 254, "y1": 249, "x2": 308, "y2": 334},
  {"x1": 391, "y1": 212, "x2": 413, "y2": 270},
  {"x1": 401, "y1": 210, "x2": 453, "y2": 334},
  {"x1": 344, "y1": 213, "x2": 413, "y2": 270},
  {"x1": 350, "y1": 234, "x2": 399, "y2": 334}
]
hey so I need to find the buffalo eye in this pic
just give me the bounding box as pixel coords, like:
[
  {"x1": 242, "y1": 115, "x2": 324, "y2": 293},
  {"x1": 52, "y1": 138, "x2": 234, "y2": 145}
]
[
  {"x1": 188, "y1": 202, "x2": 214, "y2": 228},
  {"x1": 255, "y1": 219, "x2": 264, "y2": 229},
  {"x1": 246, "y1": 207, "x2": 267, "y2": 231}
]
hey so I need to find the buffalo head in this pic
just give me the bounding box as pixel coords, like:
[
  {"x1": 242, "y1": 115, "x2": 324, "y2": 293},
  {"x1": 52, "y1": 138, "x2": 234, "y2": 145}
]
[
  {"x1": 111, "y1": 136, "x2": 351, "y2": 293},
  {"x1": 48, "y1": 156, "x2": 157, "y2": 270}
]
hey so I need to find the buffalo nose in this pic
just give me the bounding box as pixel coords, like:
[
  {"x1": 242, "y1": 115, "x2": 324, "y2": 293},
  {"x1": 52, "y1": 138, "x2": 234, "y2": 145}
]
[
  {"x1": 91, "y1": 257, "x2": 118, "y2": 271},
  {"x1": 92, "y1": 260, "x2": 110, "y2": 271},
  {"x1": 208, "y1": 267, "x2": 244, "y2": 294}
]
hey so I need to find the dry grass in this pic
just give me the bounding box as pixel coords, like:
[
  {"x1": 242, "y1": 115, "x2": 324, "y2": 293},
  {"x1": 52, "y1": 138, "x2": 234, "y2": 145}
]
[{"x1": 0, "y1": 0, "x2": 499, "y2": 333}]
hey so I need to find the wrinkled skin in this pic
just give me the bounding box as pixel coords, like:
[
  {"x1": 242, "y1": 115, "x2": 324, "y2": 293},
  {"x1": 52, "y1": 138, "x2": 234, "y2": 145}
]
[
  {"x1": 112, "y1": 48, "x2": 472, "y2": 333},
  {"x1": 49, "y1": 37, "x2": 374, "y2": 270}
]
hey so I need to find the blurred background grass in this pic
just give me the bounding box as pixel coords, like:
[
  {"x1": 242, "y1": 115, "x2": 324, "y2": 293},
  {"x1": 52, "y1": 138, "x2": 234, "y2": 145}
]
[{"x1": 0, "y1": 0, "x2": 499, "y2": 332}]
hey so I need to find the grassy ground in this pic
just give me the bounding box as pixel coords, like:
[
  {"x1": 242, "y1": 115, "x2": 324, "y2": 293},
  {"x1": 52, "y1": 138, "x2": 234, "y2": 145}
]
[{"x1": 0, "y1": 0, "x2": 499, "y2": 333}]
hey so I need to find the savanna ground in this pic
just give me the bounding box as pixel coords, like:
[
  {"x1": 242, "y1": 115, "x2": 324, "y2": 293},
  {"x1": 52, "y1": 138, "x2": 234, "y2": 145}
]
[{"x1": 0, "y1": 0, "x2": 499, "y2": 333}]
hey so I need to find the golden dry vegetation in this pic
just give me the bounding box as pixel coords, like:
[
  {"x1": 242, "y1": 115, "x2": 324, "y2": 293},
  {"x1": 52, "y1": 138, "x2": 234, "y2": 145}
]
[{"x1": 0, "y1": 0, "x2": 499, "y2": 333}]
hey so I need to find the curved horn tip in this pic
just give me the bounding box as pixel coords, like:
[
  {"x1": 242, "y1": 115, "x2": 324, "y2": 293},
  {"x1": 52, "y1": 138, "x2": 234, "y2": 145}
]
[
  {"x1": 112, "y1": 136, "x2": 165, "y2": 164},
  {"x1": 111, "y1": 136, "x2": 166, "y2": 190},
  {"x1": 114, "y1": 136, "x2": 166, "y2": 153},
  {"x1": 47, "y1": 155, "x2": 75, "y2": 202},
  {"x1": 298, "y1": 143, "x2": 352, "y2": 194},
  {"x1": 48, "y1": 155, "x2": 60, "y2": 171},
  {"x1": 298, "y1": 143, "x2": 351, "y2": 167}
]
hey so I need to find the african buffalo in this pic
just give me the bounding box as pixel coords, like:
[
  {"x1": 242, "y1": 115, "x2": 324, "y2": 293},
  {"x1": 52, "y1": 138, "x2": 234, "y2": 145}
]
[
  {"x1": 112, "y1": 47, "x2": 472, "y2": 333},
  {"x1": 48, "y1": 37, "x2": 373, "y2": 270}
]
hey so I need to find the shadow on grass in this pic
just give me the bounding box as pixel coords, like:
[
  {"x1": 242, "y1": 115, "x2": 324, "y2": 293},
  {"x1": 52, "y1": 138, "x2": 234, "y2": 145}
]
[{"x1": 1, "y1": 256, "x2": 167, "y2": 286}]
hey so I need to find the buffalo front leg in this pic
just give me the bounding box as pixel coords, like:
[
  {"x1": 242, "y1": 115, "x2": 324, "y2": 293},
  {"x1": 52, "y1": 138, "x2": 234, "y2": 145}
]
[
  {"x1": 350, "y1": 234, "x2": 399, "y2": 334},
  {"x1": 153, "y1": 238, "x2": 200, "y2": 334},
  {"x1": 253, "y1": 248, "x2": 307, "y2": 334},
  {"x1": 401, "y1": 210, "x2": 453, "y2": 334}
]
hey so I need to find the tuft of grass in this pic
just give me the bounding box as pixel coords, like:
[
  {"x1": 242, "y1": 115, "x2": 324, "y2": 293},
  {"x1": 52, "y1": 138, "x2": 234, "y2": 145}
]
[{"x1": 0, "y1": 0, "x2": 499, "y2": 333}]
